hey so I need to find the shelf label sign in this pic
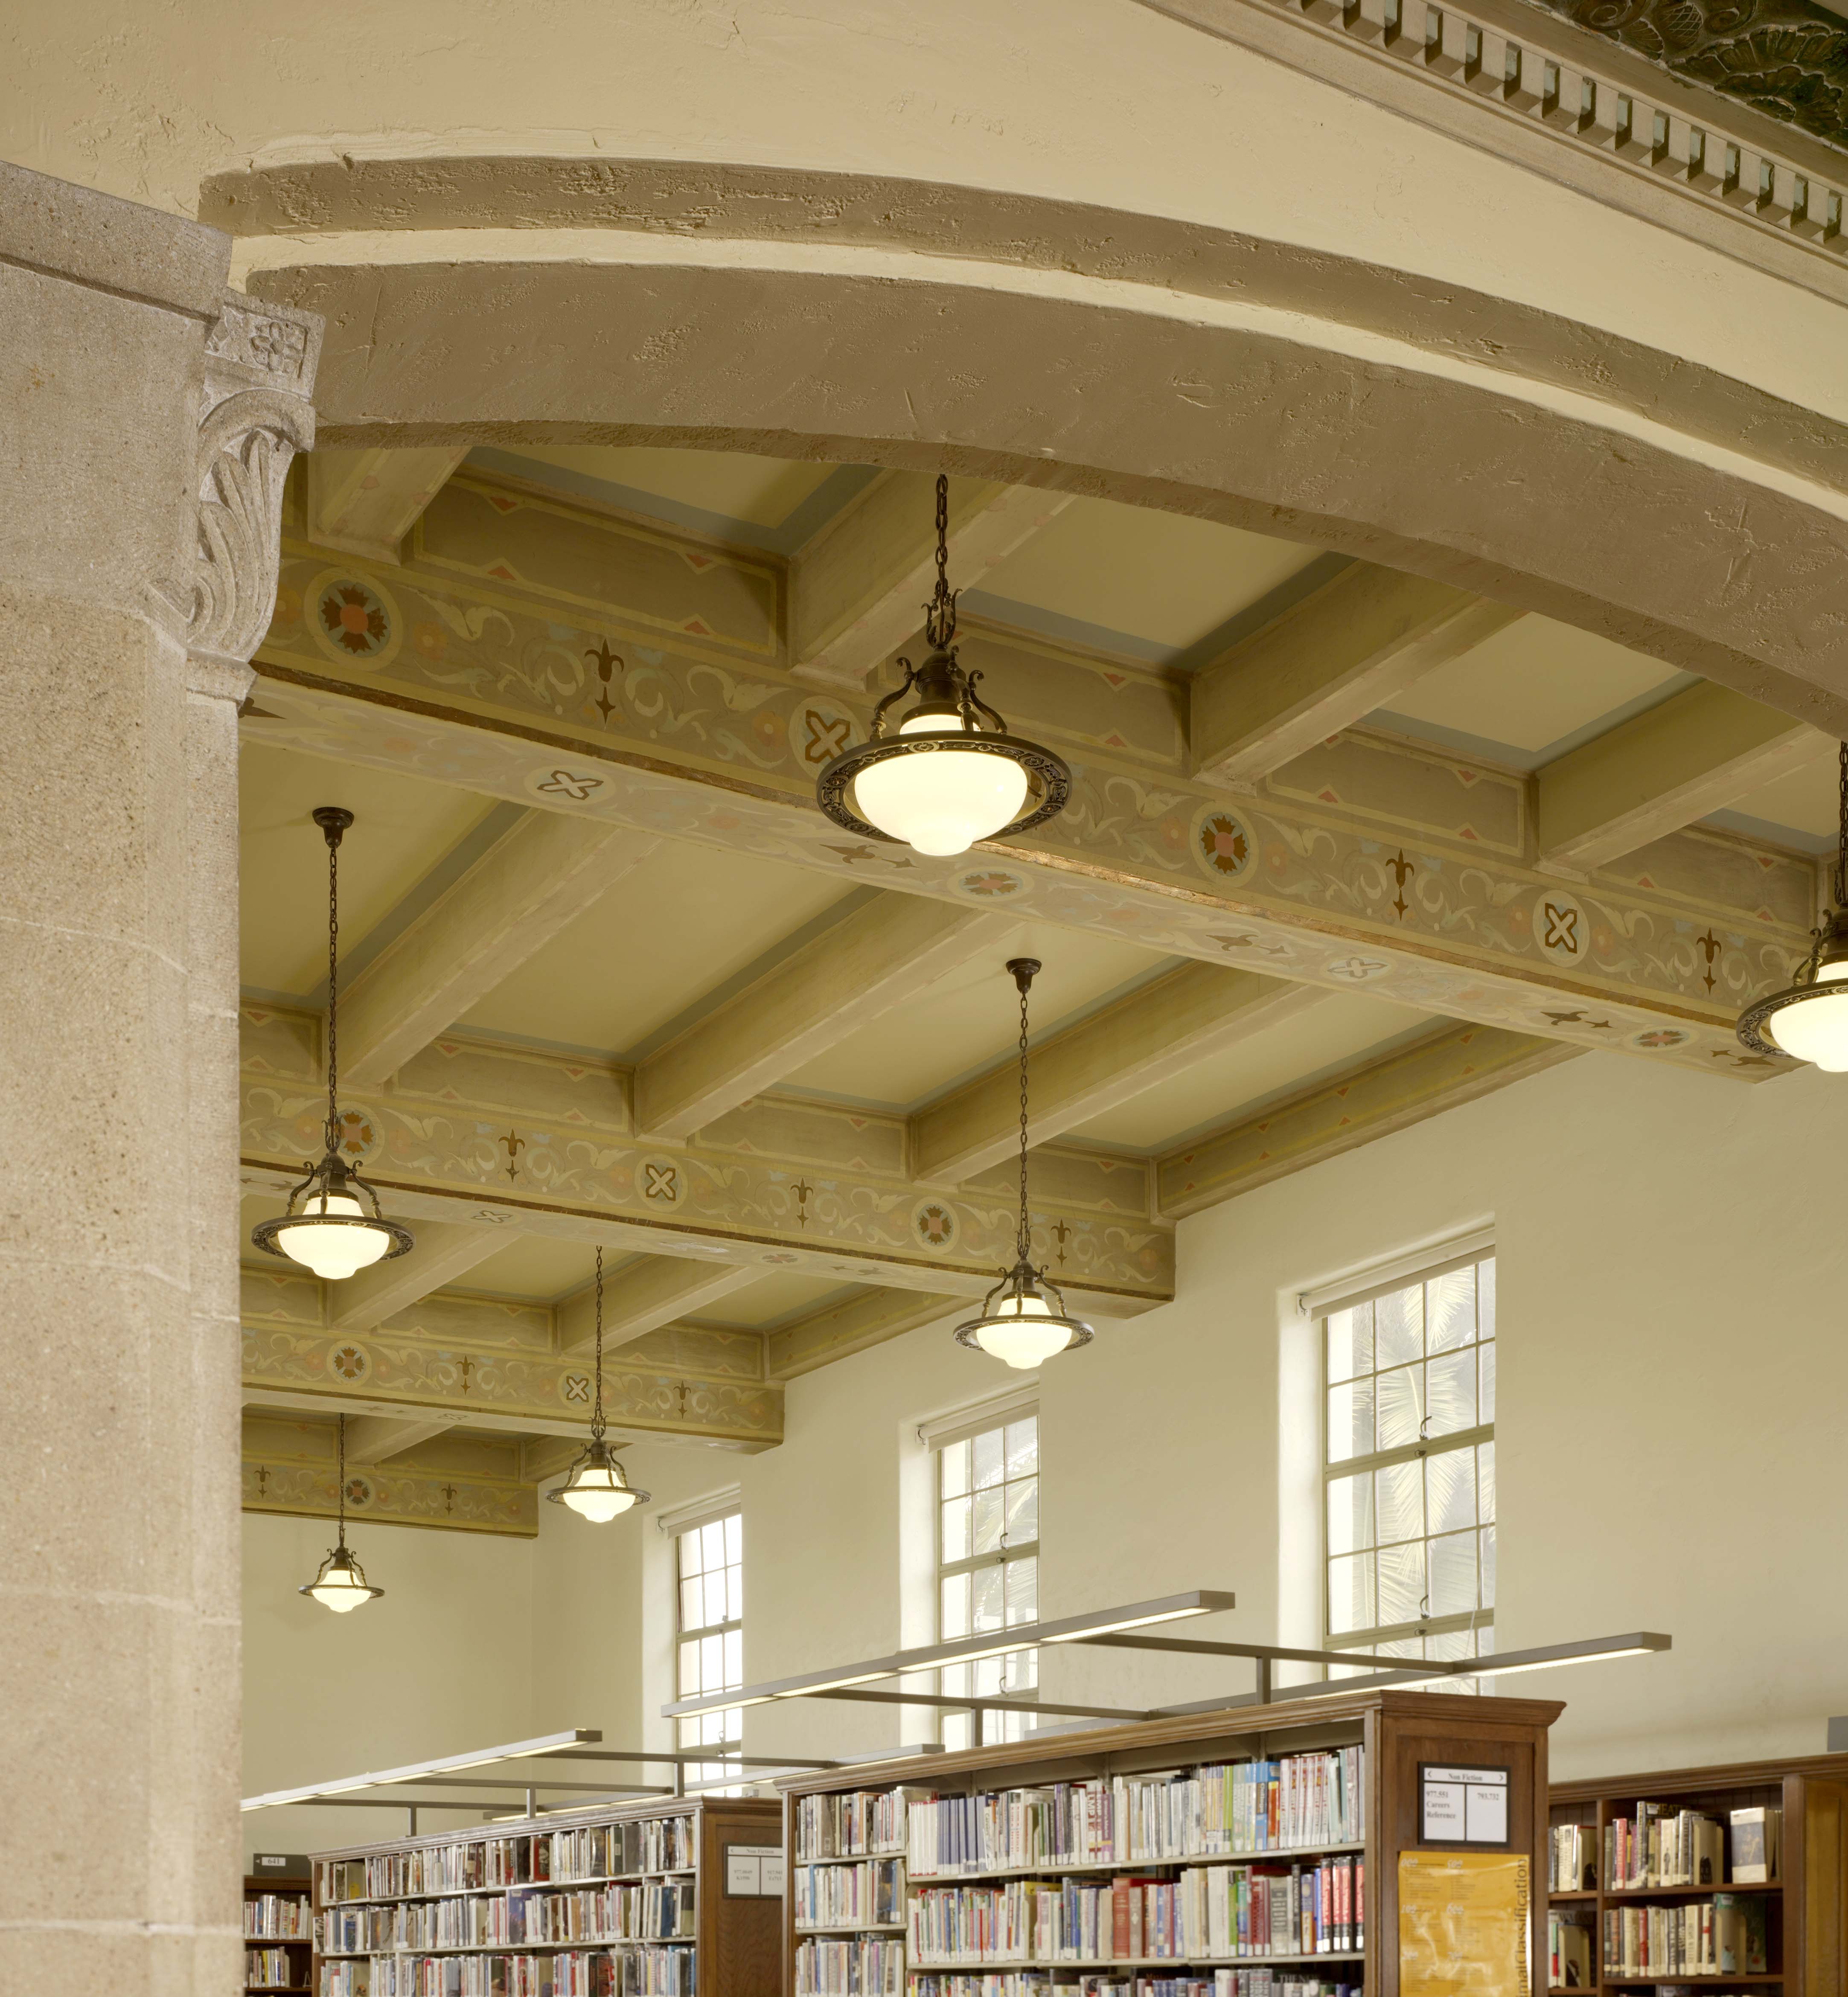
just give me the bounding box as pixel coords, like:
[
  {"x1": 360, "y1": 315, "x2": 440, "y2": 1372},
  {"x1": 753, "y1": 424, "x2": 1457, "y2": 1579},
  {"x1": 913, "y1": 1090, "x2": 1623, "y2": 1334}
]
[
  {"x1": 725, "y1": 1843, "x2": 786, "y2": 1896},
  {"x1": 1420, "y1": 1762, "x2": 1511, "y2": 1846}
]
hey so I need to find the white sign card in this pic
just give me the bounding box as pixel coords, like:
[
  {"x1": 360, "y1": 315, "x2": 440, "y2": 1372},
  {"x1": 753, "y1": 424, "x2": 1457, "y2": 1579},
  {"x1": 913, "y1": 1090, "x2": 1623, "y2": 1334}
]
[
  {"x1": 1419, "y1": 1763, "x2": 1511, "y2": 1846},
  {"x1": 725, "y1": 1843, "x2": 786, "y2": 1896}
]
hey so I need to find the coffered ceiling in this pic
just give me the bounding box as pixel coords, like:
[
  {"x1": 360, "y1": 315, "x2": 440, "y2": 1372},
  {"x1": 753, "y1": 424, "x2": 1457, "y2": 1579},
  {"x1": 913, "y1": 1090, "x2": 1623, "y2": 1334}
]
[{"x1": 239, "y1": 439, "x2": 1828, "y2": 1536}]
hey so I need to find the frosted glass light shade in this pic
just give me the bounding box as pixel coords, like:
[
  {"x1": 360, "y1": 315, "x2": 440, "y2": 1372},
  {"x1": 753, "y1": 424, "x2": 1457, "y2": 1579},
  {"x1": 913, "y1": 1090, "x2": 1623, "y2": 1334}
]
[
  {"x1": 558, "y1": 1466, "x2": 643, "y2": 1523},
  {"x1": 853, "y1": 715, "x2": 1029, "y2": 857},
  {"x1": 1765, "y1": 959, "x2": 1848, "y2": 1070},
  {"x1": 275, "y1": 1193, "x2": 393, "y2": 1280},
  {"x1": 969, "y1": 1292, "x2": 1079, "y2": 1371},
  {"x1": 303, "y1": 1547, "x2": 381, "y2": 1613}
]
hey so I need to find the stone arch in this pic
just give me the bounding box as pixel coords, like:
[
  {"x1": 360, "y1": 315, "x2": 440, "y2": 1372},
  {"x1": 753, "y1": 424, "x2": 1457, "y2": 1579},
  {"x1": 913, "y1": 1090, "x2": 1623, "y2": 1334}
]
[{"x1": 232, "y1": 158, "x2": 1848, "y2": 724}]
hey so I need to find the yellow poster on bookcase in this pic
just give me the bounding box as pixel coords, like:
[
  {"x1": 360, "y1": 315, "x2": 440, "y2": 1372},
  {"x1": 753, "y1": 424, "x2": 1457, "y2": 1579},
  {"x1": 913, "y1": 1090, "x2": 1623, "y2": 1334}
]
[{"x1": 1399, "y1": 1851, "x2": 1531, "y2": 1997}]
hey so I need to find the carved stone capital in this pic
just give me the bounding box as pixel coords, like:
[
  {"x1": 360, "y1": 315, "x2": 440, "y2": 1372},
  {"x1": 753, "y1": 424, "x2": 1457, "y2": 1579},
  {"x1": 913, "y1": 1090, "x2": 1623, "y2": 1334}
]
[{"x1": 154, "y1": 290, "x2": 323, "y2": 686}]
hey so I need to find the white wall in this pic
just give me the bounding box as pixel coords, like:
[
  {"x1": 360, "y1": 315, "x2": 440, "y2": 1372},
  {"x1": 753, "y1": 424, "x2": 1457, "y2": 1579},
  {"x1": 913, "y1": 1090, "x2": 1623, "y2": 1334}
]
[{"x1": 244, "y1": 1049, "x2": 1848, "y2": 1865}]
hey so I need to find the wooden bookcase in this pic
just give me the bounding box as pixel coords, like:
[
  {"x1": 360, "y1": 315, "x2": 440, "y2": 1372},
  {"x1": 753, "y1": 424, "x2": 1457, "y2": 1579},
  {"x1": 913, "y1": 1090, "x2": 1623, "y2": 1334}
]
[
  {"x1": 779, "y1": 1687, "x2": 1562, "y2": 1997},
  {"x1": 1549, "y1": 1755, "x2": 1848, "y2": 1997},
  {"x1": 247, "y1": 1872, "x2": 316, "y2": 1995},
  {"x1": 308, "y1": 1793, "x2": 782, "y2": 1996}
]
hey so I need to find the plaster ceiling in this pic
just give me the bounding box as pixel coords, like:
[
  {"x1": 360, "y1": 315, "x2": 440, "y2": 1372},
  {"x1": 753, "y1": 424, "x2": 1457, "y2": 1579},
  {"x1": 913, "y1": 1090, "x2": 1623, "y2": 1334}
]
[{"x1": 461, "y1": 1235, "x2": 598, "y2": 1304}]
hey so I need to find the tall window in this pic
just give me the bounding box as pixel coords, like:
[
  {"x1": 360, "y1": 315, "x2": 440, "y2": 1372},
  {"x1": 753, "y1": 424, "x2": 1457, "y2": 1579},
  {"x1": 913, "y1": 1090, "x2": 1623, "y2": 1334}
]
[
  {"x1": 675, "y1": 1510, "x2": 742, "y2": 1788},
  {"x1": 1324, "y1": 1249, "x2": 1495, "y2": 1672},
  {"x1": 936, "y1": 1410, "x2": 1039, "y2": 1750}
]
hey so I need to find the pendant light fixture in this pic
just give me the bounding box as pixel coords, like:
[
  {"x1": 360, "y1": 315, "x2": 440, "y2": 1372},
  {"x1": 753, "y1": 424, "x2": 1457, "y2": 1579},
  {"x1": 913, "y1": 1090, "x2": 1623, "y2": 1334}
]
[
  {"x1": 251, "y1": 807, "x2": 414, "y2": 1280},
  {"x1": 954, "y1": 959, "x2": 1094, "y2": 1370},
  {"x1": 1738, "y1": 741, "x2": 1848, "y2": 1070},
  {"x1": 548, "y1": 1247, "x2": 651, "y2": 1522},
  {"x1": 300, "y1": 1414, "x2": 384, "y2": 1613},
  {"x1": 816, "y1": 475, "x2": 1072, "y2": 858}
]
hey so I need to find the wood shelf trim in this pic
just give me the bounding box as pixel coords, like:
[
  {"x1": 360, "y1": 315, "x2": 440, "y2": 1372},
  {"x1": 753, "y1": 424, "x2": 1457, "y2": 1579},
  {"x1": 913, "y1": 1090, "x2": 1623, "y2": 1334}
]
[{"x1": 908, "y1": 1839, "x2": 1369, "y2": 1881}]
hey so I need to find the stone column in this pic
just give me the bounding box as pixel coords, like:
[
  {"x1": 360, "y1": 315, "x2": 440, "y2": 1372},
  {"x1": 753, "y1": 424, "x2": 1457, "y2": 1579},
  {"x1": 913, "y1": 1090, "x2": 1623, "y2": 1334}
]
[{"x1": 0, "y1": 162, "x2": 319, "y2": 1995}]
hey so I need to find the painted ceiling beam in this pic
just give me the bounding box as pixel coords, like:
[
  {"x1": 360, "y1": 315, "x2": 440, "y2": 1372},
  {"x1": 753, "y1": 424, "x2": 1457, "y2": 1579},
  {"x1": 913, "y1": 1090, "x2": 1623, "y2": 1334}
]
[
  {"x1": 789, "y1": 470, "x2": 1073, "y2": 690},
  {"x1": 306, "y1": 445, "x2": 470, "y2": 563},
  {"x1": 1535, "y1": 681, "x2": 1830, "y2": 877},
  {"x1": 635, "y1": 897, "x2": 1016, "y2": 1142},
  {"x1": 327, "y1": 1218, "x2": 513, "y2": 1333},
  {"x1": 242, "y1": 1414, "x2": 537, "y2": 1536},
  {"x1": 242, "y1": 1005, "x2": 1172, "y2": 1312},
  {"x1": 1156, "y1": 1021, "x2": 1580, "y2": 1218},
  {"x1": 556, "y1": 1253, "x2": 760, "y2": 1354},
  {"x1": 342, "y1": 1413, "x2": 455, "y2": 1461},
  {"x1": 342, "y1": 814, "x2": 659, "y2": 1088},
  {"x1": 911, "y1": 963, "x2": 1326, "y2": 1185},
  {"x1": 1190, "y1": 566, "x2": 1521, "y2": 790},
  {"x1": 766, "y1": 1286, "x2": 963, "y2": 1379}
]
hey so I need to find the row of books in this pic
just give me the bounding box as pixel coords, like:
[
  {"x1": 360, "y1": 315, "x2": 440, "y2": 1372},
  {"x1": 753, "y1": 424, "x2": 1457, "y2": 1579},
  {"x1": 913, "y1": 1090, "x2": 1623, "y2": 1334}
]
[
  {"x1": 317, "y1": 1948, "x2": 696, "y2": 1997},
  {"x1": 322, "y1": 1886, "x2": 695, "y2": 1955},
  {"x1": 1549, "y1": 1913, "x2": 1594, "y2": 1988},
  {"x1": 247, "y1": 1893, "x2": 314, "y2": 1939},
  {"x1": 796, "y1": 1791, "x2": 911, "y2": 1864},
  {"x1": 1602, "y1": 1897, "x2": 1770, "y2": 1977},
  {"x1": 247, "y1": 1948, "x2": 299, "y2": 1987},
  {"x1": 1604, "y1": 1807, "x2": 1780, "y2": 1891},
  {"x1": 905, "y1": 1861, "x2": 1362, "y2": 1968},
  {"x1": 320, "y1": 1822, "x2": 697, "y2": 1905},
  {"x1": 906, "y1": 1981, "x2": 1360, "y2": 1997},
  {"x1": 1549, "y1": 1826, "x2": 1598, "y2": 1895},
  {"x1": 793, "y1": 1935, "x2": 905, "y2": 1996},
  {"x1": 795, "y1": 1857, "x2": 904, "y2": 1929},
  {"x1": 906, "y1": 1752, "x2": 1366, "y2": 1877}
]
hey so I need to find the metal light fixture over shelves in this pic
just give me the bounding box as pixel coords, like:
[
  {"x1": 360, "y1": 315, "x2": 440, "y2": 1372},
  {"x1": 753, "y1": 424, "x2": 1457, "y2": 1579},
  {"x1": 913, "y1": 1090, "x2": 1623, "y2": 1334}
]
[
  {"x1": 548, "y1": 1247, "x2": 650, "y2": 1523},
  {"x1": 250, "y1": 807, "x2": 414, "y2": 1280},
  {"x1": 1738, "y1": 741, "x2": 1848, "y2": 1070},
  {"x1": 815, "y1": 475, "x2": 1072, "y2": 857},
  {"x1": 300, "y1": 1415, "x2": 384, "y2": 1613},
  {"x1": 954, "y1": 958, "x2": 1094, "y2": 1370}
]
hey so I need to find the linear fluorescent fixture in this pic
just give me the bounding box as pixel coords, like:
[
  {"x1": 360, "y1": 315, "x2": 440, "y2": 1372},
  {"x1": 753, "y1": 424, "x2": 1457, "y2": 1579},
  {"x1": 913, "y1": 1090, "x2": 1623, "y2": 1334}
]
[
  {"x1": 242, "y1": 1728, "x2": 603, "y2": 1811},
  {"x1": 1464, "y1": 1632, "x2": 1670, "y2": 1677},
  {"x1": 663, "y1": 1592, "x2": 1235, "y2": 1720}
]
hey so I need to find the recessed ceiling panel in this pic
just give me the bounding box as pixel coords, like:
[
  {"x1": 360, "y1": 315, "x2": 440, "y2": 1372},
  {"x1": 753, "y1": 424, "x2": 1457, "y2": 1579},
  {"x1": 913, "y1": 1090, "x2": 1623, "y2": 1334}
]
[
  {"x1": 693, "y1": 1272, "x2": 859, "y2": 1328},
  {"x1": 484, "y1": 446, "x2": 839, "y2": 529},
  {"x1": 1373, "y1": 615, "x2": 1689, "y2": 765},
  {"x1": 970, "y1": 496, "x2": 1321, "y2": 658},
  {"x1": 459, "y1": 837, "x2": 853, "y2": 1057},
  {"x1": 785, "y1": 924, "x2": 1181, "y2": 1110},
  {"x1": 1069, "y1": 991, "x2": 1438, "y2": 1151},
  {"x1": 240, "y1": 743, "x2": 495, "y2": 997},
  {"x1": 459, "y1": 1235, "x2": 598, "y2": 1305},
  {"x1": 1707, "y1": 750, "x2": 1839, "y2": 849}
]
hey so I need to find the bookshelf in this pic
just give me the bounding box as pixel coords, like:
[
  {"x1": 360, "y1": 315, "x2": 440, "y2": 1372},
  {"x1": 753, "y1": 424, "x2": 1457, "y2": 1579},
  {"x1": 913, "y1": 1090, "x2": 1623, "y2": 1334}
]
[
  {"x1": 247, "y1": 1872, "x2": 315, "y2": 1995},
  {"x1": 779, "y1": 1686, "x2": 1562, "y2": 1997},
  {"x1": 308, "y1": 1793, "x2": 782, "y2": 1997},
  {"x1": 1548, "y1": 1753, "x2": 1848, "y2": 1997}
]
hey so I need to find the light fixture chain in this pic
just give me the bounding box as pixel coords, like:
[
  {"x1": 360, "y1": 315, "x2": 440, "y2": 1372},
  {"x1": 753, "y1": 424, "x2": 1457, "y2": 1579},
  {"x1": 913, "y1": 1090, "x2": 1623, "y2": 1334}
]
[
  {"x1": 591, "y1": 1245, "x2": 607, "y2": 1442},
  {"x1": 1017, "y1": 976, "x2": 1031, "y2": 1264},
  {"x1": 1836, "y1": 738, "x2": 1847, "y2": 910},
  {"x1": 326, "y1": 826, "x2": 341, "y2": 1156},
  {"x1": 336, "y1": 1412, "x2": 346, "y2": 1543},
  {"x1": 925, "y1": 472, "x2": 958, "y2": 651}
]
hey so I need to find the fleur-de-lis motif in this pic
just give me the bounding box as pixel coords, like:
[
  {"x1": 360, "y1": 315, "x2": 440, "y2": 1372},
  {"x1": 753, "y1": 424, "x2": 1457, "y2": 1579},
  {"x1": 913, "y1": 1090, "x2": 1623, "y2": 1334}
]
[
  {"x1": 500, "y1": 1129, "x2": 525, "y2": 1182},
  {"x1": 585, "y1": 638, "x2": 624, "y2": 724}
]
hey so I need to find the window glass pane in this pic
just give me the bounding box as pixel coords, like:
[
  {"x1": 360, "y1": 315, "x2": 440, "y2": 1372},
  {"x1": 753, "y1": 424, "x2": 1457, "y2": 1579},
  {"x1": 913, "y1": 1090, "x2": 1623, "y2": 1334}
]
[
  {"x1": 972, "y1": 1482, "x2": 1004, "y2": 1555},
  {"x1": 1005, "y1": 1417, "x2": 1038, "y2": 1477},
  {"x1": 723, "y1": 1629, "x2": 742, "y2": 1686},
  {"x1": 1002, "y1": 1645, "x2": 1038, "y2": 1694},
  {"x1": 972, "y1": 1427, "x2": 1004, "y2": 1491},
  {"x1": 725, "y1": 1513, "x2": 742, "y2": 1564},
  {"x1": 1004, "y1": 1554, "x2": 1037, "y2": 1625},
  {"x1": 1477, "y1": 1440, "x2": 1496, "y2": 1524},
  {"x1": 1376, "y1": 1538, "x2": 1426, "y2": 1625},
  {"x1": 941, "y1": 1573, "x2": 970, "y2": 1640},
  {"x1": 1374, "y1": 1457, "x2": 1423, "y2": 1545},
  {"x1": 1326, "y1": 1304, "x2": 1373, "y2": 1384},
  {"x1": 940, "y1": 1493, "x2": 972, "y2": 1564},
  {"x1": 1374, "y1": 1284, "x2": 1423, "y2": 1368},
  {"x1": 678, "y1": 1641, "x2": 700, "y2": 1697},
  {"x1": 940, "y1": 1439, "x2": 970, "y2": 1499},
  {"x1": 1005, "y1": 1478, "x2": 1039, "y2": 1548},
  {"x1": 1327, "y1": 1472, "x2": 1374, "y2": 1558},
  {"x1": 1375, "y1": 1363, "x2": 1426, "y2": 1450},
  {"x1": 1477, "y1": 1620, "x2": 1496, "y2": 1657},
  {"x1": 1478, "y1": 1258, "x2": 1496, "y2": 1339},
  {"x1": 1426, "y1": 1348, "x2": 1476, "y2": 1436},
  {"x1": 1426, "y1": 1445, "x2": 1477, "y2": 1534},
  {"x1": 1327, "y1": 1378, "x2": 1374, "y2": 1463},
  {"x1": 941, "y1": 1660, "x2": 969, "y2": 1699},
  {"x1": 701, "y1": 1632, "x2": 724, "y2": 1685},
  {"x1": 970, "y1": 1563, "x2": 1004, "y2": 1633},
  {"x1": 972, "y1": 1654, "x2": 1003, "y2": 1698},
  {"x1": 730, "y1": 1557, "x2": 743, "y2": 1621},
  {"x1": 680, "y1": 1578, "x2": 701, "y2": 1633},
  {"x1": 1480, "y1": 1524, "x2": 1496, "y2": 1608},
  {"x1": 679, "y1": 1530, "x2": 700, "y2": 1579},
  {"x1": 1478, "y1": 1338, "x2": 1496, "y2": 1424},
  {"x1": 1426, "y1": 1267, "x2": 1475, "y2": 1354},
  {"x1": 701, "y1": 1520, "x2": 725, "y2": 1570},
  {"x1": 1327, "y1": 1553, "x2": 1374, "y2": 1636},
  {"x1": 1427, "y1": 1529, "x2": 1478, "y2": 1616},
  {"x1": 1426, "y1": 1624, "x2": 1476, "y2": 1662},
  {"x1": 703, "y1": 1572, "x2": 728, "y2": 1630},
  {"x1": 943, "y1": 1711, "x2": 974, "y2": 1753}
]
